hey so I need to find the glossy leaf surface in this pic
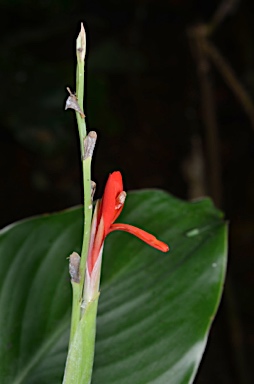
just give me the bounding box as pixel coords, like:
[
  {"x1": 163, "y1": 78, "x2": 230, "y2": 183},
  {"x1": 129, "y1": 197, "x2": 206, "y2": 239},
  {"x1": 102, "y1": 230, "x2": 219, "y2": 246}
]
[{"x1": 0, "y1": 190, "x2": 227, "y2": 383}]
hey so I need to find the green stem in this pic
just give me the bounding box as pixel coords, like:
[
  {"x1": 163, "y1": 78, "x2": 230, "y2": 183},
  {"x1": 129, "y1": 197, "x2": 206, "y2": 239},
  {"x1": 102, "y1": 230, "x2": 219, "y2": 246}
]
[
  {"x1": 69, "y1": 282, "x2": 80, "y2": 345},
  {"x1": 63, "y1": 297, "x2": 99, "y2": 384},
  {"x1": 67, "y1": 24, "x2": 90, "y2": 342},
  {"x1": 75, "y1": 25, "x2": 92, "y2": 280},
  {"x1": 63, "y1": 24, "x2": 97, "y2": 384},
  {"x1": 79, "y1": 157, "x2": 92, "y2": 291},
  {"x1": 76, "y1": 24, "x2": 87, "y2": 157}
]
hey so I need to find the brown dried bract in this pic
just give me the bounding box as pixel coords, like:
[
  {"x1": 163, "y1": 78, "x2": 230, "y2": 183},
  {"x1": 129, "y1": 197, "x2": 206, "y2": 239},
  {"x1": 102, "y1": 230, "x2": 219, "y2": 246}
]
[{"x1": 65, "y1": 87, "x2": 85, "y2": 118}]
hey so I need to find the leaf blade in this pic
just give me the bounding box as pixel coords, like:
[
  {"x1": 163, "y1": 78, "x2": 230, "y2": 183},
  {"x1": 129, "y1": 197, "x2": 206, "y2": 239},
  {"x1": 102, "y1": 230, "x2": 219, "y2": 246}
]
[{"x1": 0, "y1": 191, "x2": 227, "y2": 384}]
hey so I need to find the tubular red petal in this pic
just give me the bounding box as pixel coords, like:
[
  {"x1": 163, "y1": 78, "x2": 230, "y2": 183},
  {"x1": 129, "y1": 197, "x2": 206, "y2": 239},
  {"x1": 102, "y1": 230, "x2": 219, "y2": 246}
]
[
  {"x1": 87, "y1": 200, "x2": 104, "y2": 275},
  {"x1": 88, "y1": 217, "x2": 105, "y2": 275},
  {"x1": 108, "y1": 223, "x2": 169, "y2": 252}
]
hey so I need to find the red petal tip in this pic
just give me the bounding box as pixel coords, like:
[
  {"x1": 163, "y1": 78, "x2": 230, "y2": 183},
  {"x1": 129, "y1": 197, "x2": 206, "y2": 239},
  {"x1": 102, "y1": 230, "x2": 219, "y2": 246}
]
[{"x1": 109, "y1": 223, "x2": 169, "y2": 253}]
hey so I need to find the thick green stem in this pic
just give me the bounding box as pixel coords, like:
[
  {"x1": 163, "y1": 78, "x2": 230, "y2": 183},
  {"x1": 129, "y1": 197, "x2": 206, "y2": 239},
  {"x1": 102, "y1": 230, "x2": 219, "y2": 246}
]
[
  {"x1": 63, "y1": 24, "x2": 98, "y2": 384},
  {"x1": 67, "y1": 23, "x2": 90, "y2": 341},
  {"x1": 79, "y1": 157, "x2": 92, "y2": 291},
  {"x1": 75, "y1": 24, "x2": 92, "y2": 281},
  {"x1": 63, "y1": 297, "x2": 99, "y2": 384},
  {"x1": 69, "y1": 282, "x2": 81, "y2": 345}
]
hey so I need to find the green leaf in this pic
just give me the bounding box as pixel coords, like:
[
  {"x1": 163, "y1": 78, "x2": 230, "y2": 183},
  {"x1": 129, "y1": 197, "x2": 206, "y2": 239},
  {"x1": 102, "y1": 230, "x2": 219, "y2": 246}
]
[{"x1": 0, "y1": 190, "x2": 227, "y2": 384}]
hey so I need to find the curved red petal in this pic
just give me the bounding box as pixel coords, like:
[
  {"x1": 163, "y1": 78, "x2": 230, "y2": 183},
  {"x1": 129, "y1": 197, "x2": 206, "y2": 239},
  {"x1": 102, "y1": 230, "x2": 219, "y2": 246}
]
[
  {"x1": 101, "y1": 171, "x2": 124, "y2": 235},
  {"x1": 108, "y1": 223, "x2": 169, "y2": 252}
]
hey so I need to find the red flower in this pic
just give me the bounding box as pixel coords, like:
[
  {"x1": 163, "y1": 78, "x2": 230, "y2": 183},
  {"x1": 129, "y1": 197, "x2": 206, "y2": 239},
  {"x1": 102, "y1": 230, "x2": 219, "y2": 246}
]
[{"x1": 87, "y1": 171, "x2": 169, "y2": 276}]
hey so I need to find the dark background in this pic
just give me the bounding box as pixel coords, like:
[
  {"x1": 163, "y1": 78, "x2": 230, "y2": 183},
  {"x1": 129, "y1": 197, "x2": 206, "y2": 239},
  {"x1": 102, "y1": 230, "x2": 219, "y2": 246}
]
[{"x1": 0, "y1": 0, "x2": 253, "y2": 383}]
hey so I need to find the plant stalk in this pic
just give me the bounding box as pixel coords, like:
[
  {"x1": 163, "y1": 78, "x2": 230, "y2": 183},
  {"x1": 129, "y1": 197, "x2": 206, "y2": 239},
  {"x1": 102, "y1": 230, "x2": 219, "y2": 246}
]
[{"x1": 63, "y1": 23, "x2": 98, "y2": 384}]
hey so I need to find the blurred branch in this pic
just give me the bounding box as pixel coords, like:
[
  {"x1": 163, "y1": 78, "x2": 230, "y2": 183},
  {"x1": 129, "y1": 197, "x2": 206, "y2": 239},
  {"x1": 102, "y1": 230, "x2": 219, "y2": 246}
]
[
  {"x1": 188, "y1": 7, "x2": 252, "y2": 382},
  {"x1": 189, "y1": 22, "x2": 254, "y2": 131},
  {"x1": 188, "y1": 25, "x2": 222, "y2": 208},
  {"x1": 207, "y1": 0, "x2": 239, "y2": 35},
  {"x1": 202, "y1": 40, "x2": 254, "y2": 128}
]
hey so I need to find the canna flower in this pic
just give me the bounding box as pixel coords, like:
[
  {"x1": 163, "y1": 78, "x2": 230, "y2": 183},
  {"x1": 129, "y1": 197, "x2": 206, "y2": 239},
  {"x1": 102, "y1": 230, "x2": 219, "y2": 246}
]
[{"x1": 84, "y1": 171, "x2": 169, "y2": 303}]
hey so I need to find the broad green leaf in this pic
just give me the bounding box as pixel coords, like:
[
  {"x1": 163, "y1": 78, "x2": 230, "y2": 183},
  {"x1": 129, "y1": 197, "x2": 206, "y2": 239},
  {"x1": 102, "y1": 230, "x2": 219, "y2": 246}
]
[{"x1": 0, "y1": 190, "x2": 227, "y2": 384}]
